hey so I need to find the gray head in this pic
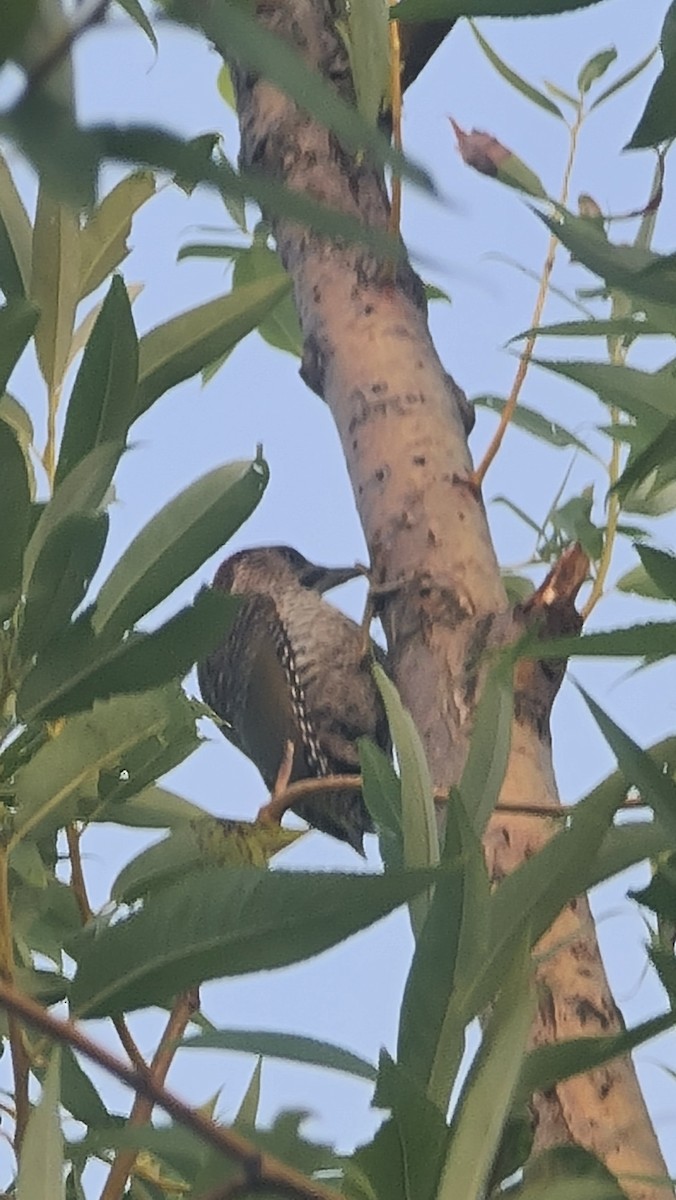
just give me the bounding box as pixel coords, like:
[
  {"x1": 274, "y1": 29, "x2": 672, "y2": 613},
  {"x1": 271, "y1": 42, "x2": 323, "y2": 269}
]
[{"x1": 212, "y1": 545, "x2": 364, "y2": 597}]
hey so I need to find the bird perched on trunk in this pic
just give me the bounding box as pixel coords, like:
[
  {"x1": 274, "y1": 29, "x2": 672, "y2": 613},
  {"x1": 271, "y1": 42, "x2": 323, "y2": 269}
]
[{"x1": 197, "y1": 546, "x2": 390, "y2": 855}]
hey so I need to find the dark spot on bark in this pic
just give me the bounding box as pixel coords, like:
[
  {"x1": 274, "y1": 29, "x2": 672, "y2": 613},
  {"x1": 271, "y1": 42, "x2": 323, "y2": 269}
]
[
  {"x1": 413, "y1": 455, "x2": 426, "y2": 466},
  {"x1": 352, "y1": 440, "x2": 358, "y2": 451},
  {"x1": 502, "y1": 827, "x2": 511, "y2": 846},
  {"x1": 364, "y1": 304, "x2": 374, "y2": 316},
  {"x1": 427, "y1": 528, "x2": 437, "y2": 546},
  {"x1": 598, "y1": 1077, "x2": 612, "y2": 1100},
  {"x1": 313, "y1": 285, "x2": 321, "y2": 304},
  {"x1": 576, "y1": 998, "x2": 610, "y2": 1029},
  {"x1": 375, "y1": 467, "x2": 386, "y2": 483},
  {"x1": 371, "y1": 381, "x2": 388, "y2": 395}
]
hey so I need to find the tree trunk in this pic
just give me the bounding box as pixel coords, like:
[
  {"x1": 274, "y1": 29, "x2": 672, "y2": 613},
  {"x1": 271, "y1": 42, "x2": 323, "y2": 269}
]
[{"x1": 230, "y1": 2, "x2": 668, "y2": 1194}]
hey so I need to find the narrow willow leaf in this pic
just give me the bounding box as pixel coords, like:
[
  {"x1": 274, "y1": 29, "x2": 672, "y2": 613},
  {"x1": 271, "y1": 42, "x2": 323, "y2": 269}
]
[
  {"x1": 17, "y1": 589, "x2": 239, "y2": 724},
  {"x1": 374, "y1": 1052, "x2": 449, "y2": 1200},
  {"x1": 635, "y1": 544, "x2": 676, "y2": 602},
  {"x1": 374, "y1": 665, "x2": 438, "y2": 936},
  {"x1": 114, "y1": 0, "x2": 158, "y2": 51},
  {"x1": 236, "y1": 1060, "x2": 262, "y2": 1128},
  {"x1": 231, "y1": 240, "x2": 302, "y2": 359},
  {"x1": 135, "y1": 276, "x2": 290, "y2": 417},
  {"x1": 531, "y1": 358, "x2": 676, "y2": 424},
  {"x1": 458, "y1": 659, "x2": 513, "y2": 835},
  {"x1": 590, "y1": 47, "x2": 657, "y2": 109},
  {"x1": 628, "y1": 55, "x2": 676, "y2": 149},
  {"x1": 55, "y1": 276, "x2": 138, "y2": 488},
  {"x1": 0, "y1": 148, "x2": 32, "y2": 297},
  {"x1": 616, "y1": 562, "x2": 670, "y2": 601},
  {"x1": 392, "y1": 0, "x2": 606, "y2": 20},
  {"x1": 577, "y1": 685, "x2": 676, "y2": 843},
  {"x1": 11, "y1": 686, "x2": 193, "y2": 847},
  {"x1": 79, "y1": 171, "x2": 156, "y2": 300},
  {"x1": 614, "y1": 416, "x2": 676, "y2": 503},
  {"x1": 16, "y1": 1050, "x2": 64, "y2": 1200},
  {"x1": 510, "y1": 316, "x2": 664, "y2": 341},
  {"x1": 30, "y1": 184, "x2": 80, "y2": 392},
  {"x1": 92, "y1": 783, "x2": 206, "y2": 829},
  {"x1": 516, "y1": 1010, "x2": 676, "y2": 1106},
  {"x1": 182, "y1": 1027, "x2": 377, "y2": 1082},
  {"x1": 469, "y1": 21, "x2": 563, "y2": 117},
  {"x1": 577, "y1": 47, "x2": 617, "y2": 95},
  {"x1": 70, "y1": 865, "x2": 439, "y2": 1017},
  {"x1": 17, "y1": 512, "x2": 109, "y2": 662},
  {"x1": 23, "y1": 441, "x2": 122, "y2": 588},
  {"x1": 359, "y1": 737, "x2": 403, "y2": 871},
  {"x1": 438, "y1": 934, "x2": 534, "y2": 1200},
  {"x1": 0, "y1": 417, "x2": 31, "y2": 619},
  {"x1": 398, "y1": 800, "x2": 489, "y2": 1113},
  {"x1": 61, "y1": 1046, "x2": 115, "y2": 1129},
  {"x1": 0, "y1": 297, "x2": 39, "y2": 394},
  {"x1": 337, "y1": 0, "x2": 390, "y2": 129},
  {"x1": 93, "y1": 457, "x2": 268, "y2": 636},
  {"x1": 473, "y1": 394, "x2": 593, "y2": 456}
]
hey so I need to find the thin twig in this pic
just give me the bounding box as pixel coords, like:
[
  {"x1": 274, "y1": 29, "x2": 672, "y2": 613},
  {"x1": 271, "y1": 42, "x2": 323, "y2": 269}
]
[
  {"x1": 388, "y1": 11, "x2": 402, "y2": 237},
  {"x1": 100, "y1": 988, "x2": 200, "y2": 1200},
  {"x1": 255, "y1": 770, "x2": 647, "y2": 829},
  {"x1": 66, "y1": 824, "x2": 148, "y2": 1076},
  {"x1": 0, "y1": 982, "x2": 341, "y2": 1200},
  {"x1": 472, "y1": 104, "x2": 584, "y2": 488}
]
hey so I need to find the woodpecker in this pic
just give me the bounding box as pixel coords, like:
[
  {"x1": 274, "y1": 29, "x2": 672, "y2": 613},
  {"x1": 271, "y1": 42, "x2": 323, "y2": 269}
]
[{"x1": 197, "y1": 546, "x2": 390, "y2": 854}]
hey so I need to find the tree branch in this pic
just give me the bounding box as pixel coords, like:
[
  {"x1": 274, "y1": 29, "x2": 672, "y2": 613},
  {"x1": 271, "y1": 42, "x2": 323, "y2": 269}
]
[{"x1": 0, "y1": 982, "x2": 341, "y2": 1200}]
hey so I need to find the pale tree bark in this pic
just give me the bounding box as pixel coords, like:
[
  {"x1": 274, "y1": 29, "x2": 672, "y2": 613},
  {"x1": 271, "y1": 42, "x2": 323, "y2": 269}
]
[{"x1": 229, "y1": 2, "x2": 669, "y2": 1195}]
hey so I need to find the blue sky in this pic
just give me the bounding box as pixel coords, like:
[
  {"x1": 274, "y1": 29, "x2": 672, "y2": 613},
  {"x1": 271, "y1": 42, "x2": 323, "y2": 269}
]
[{"x1": 3, "y1": 0, "x2": 676, "y2": 1189}]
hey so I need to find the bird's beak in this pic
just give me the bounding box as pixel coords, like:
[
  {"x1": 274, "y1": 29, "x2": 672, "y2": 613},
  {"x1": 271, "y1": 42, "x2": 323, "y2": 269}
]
[{"x1": 300, "y1": 562, "x2": 367, "y2": 594}]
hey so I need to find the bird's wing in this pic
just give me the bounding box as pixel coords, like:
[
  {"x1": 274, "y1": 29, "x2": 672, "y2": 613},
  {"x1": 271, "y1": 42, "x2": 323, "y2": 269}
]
[{"x1": 198, "y1": 596, "x2": 309, "y2": 789}]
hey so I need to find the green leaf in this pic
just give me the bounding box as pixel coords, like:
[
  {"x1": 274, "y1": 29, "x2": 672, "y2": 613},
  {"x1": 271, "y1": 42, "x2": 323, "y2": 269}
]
[
  {"x1": 438, "y1": 934, "x2": 534, "y2": 1200},
  {"x1": 473, "y1": 394, "x2": 593, "y2": 456},
  {"x1": 578, "y1": 685, "x2": 676, "y2": 843},
  {"x1": 0, "y1": 147, "x2": 32, "y2": 297},
  {"x1": 359, "y1": 738, "x2": 403, "y2": 871},
  {"x1": 373, "y1": 1053, "x2": 449, "y2": 1200},
  {"x1": 17, "y1": 589, "x2": 239, "y2": 724},
  {"x1": 516, "y1": 1010, "x2": 676, "y2": 1107},
  {"x1": 61, "y1": 1046, "x2": 116, "y2": 1129},
  {"x1": 182, "y1": 1027, "x2": 377, "y2": 1082},
  {"x1": 469, "y1": 21, "x2": 563, "y2": 118},
  {"x1": 93, "y1": 456, "x2": 268, "y2": 637},
  {"x1": 93, "y1": 783, "x2": 206, "y2": 829},
  {"x1": 78, "y1": 171, "x2": 156, "y2": 300},
  {"x1": 524, "y1": 621, "x2": 676, "y2": 662},
  {"x1": 616, "y1": 562, "x2": 671, "y2": 601},
  {"x1": 70, "y1": 866, "x2": 441, "y2": 1018},
  {"x1": 392, "y1": 0, "x2": 606, "y2": 19},
  {"x1": 17, "y1": 1050, "x2": 64, "y2": 1200},
  {"x1": 338, "y1": 0, "x2": 390, "y2": 129},
  {"x1": 577, "y1": 47, "x2": 617, "y2": 94},
  {"x1": 55, "y1": 276, "x2": 138, "y2": 488},
  {"x1": 398, "y1": 799, "x2": 489, "y2": 1113},
  {"x1": 590, "y1": 47, "x2": 656, "y2": 110},
  {"x1": 113, "y1": 0, "x2": 158, "y2": 53},
  {"x1": 231, "y1": 239, "x2": 302, "y2": 359},
  {"x1": 635, "y1": 544, "x2": 676, "y2": 602},
  {"x1": 373, "y1": 665, "x2": 438, "y2": 935},
  {"x1": 628, "y1": 54, "x2": 676, "y2": 148},
  {"x1": 23, "y1": 441, "x2": 122, "y2": 588},
  {"x1": 532, "y1": 358, "x2": 676, "y2": 425},
  {"x1": 0, "y1": 297, "x2": 39, "y2": 394},
  {"x1": 614, "y1": 416, "x2": 676, "y2": 504},
  {"x1": 458, "y1": 659, "x2": 513, "y2": 836},
  {"x1": 0, "y1": 416, "x2": 31, "y2": 620},
  {"x1": 135, "y1": 276, "x2": 291, "y2": 417},
  {"x1": 30, "y1": 184, "x2": 80, "y2": 393},
  {"x1": 551, "y1": 489, "x2": 603, "y2": 559},
  {"x1": 510, "y1": 316, "x2": 665, "y2": 341},
  {"x1": 18, "y1": 512, "x2": 109, "y2": 661},
  {"x1": 10, "y1": 686, "x2": 195, "y2": 847}
]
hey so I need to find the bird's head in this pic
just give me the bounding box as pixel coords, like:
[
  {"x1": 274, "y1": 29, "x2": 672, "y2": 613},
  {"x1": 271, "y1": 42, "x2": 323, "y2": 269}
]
[{"x1": 213, "y1": 545, "x2": 364, "y2": 597}]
